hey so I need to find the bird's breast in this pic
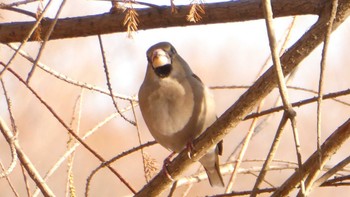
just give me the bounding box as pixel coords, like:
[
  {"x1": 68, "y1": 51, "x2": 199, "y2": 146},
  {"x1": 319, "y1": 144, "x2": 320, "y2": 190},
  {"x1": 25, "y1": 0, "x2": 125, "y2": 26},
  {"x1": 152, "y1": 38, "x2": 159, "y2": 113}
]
[{"x1": 145, "y1": 78, "x2": 194, "y2": 138}]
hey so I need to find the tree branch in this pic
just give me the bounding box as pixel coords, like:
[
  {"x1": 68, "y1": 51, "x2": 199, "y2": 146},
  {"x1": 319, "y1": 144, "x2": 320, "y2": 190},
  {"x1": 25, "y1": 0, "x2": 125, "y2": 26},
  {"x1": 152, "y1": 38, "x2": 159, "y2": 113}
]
[
  {"x1": 134, "y1": 0, "x2": 350, "y2": 195},
  {"x1": 0, "y1": 117, "x2": 55, "y2": 196},
  {"x1": 272, "y1": 118, "x2": 350, "y2": 196},
  {"x1": 0, "y1": 0, "x2": 324, "y2": 43}
]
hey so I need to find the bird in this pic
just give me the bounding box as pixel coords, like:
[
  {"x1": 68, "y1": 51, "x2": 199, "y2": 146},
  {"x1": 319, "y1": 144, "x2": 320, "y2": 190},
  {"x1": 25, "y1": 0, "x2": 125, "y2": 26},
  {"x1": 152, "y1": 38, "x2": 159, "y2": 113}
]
[{"x1": 138, "y1": 42, "x2": 224, "y2": 187}]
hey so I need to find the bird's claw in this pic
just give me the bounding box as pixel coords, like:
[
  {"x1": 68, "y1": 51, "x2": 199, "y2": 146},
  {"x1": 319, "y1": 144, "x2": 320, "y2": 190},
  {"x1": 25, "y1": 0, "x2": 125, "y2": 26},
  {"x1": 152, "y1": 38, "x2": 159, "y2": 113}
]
[
  {"x1": 163, "y1": 152, "x2": 175, "y2": 181},
  {"x1": 186, "y1": 141, "x2": 195, "y2": 159}
]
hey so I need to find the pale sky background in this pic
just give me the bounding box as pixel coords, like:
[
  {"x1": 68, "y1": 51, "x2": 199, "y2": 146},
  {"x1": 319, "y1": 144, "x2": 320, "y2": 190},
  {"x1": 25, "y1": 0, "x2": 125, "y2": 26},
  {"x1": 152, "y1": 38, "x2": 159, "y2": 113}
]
[{"x1": 1, "y1": 0, "x2": 350, "y2": 196}]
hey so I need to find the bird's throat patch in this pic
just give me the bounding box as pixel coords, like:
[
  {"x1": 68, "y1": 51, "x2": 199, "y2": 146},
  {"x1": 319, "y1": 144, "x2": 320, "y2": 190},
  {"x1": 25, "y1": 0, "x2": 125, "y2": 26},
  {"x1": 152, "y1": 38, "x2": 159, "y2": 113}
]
[{"x1": 154, "y1": 64, "x2": 172, "y2": 78}]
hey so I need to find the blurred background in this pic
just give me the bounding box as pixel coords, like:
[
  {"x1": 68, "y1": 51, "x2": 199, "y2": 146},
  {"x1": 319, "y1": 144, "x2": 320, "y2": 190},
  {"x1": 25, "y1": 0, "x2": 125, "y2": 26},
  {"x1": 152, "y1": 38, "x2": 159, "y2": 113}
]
[{"x1": 1, "y1": 0, "x2": 350, "y2": 196}]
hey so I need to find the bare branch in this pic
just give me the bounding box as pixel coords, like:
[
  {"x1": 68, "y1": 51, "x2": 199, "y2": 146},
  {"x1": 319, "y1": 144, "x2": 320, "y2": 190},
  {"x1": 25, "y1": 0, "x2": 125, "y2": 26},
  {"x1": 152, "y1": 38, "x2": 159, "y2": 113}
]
[
  {"x1": 85, "y1": 141, "x2": 157, "y2": 197},
  {"x1": 302, "y1": 0, "x2": 339, "y2": 196},
  {"x1": 0, "y1": 0, "x2": 54, "y2": 79},
  {"x1": 6, "y1": 43, "x2": 136, "y2": 101},
  {"x1": 245, "y1": 88, "x2": 350, "y2": 120},
  {"x1": 312, "y1": 155, "x2": 350, "y2": 189},
  {"x1": 252, "y1": 1, "x2": 305, "y2": 195},
  {"x1": 251, "y1": 112, "x2": 289, "y2": 196},
  {"x1": 0, "y1": 0, "x2": 324, "y2": 43},
  {"x1": 0, "y1": 0, "x2": 39, "y2": 8},
  {"x1": 272, "y1": 118, "x2": 350, "y2": 196},
  {"x1": 98, "y1": 35, "x2": 136, "y2": 125},
  {"x1": 225, "y1": 104, "x2": 261, "y2": 192},
  {"x1": 32, "y1": 108, "x2": 133, "y2": 196},
  {"x1": 0, "y1": 117, "x2": 55, "y2": 196},
  {"x1": 1, "y1": 64, "x2": 137, "y2": 194},
  {"x1": 26, "y1": 0, "x2": 68, "y2": 83}
]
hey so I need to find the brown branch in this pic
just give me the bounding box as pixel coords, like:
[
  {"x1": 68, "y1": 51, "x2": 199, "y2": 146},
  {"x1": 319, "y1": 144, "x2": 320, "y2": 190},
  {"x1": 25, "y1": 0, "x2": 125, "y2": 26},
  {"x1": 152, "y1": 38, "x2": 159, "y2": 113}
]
[
  {"x1": 7, "y1": 42, "x2": 136, "y2": 101},
  {"x1": 134, "y1": 0, "x2": 350, "y2": 195},
  {"x1": 272, "y1": 118, "x2": 350, "y2": 196},
  {"x1": 1, "y1": 64, "x2": 137, "y2": 194},
  {"x1": 98, "y1": 35, "x2": 136, "y2": 125},
  {"x1": 312, "y1": 155, "x2": 350, "y2": 189},
  {"x1": 0, "y1": 0, "x2": 39, "y2": 8},
  {"x1": 85, "y1": 141, "x2": 157, "y2": 196},
  {"x1": 245, "y1": 88, "x2": 350, "y2": 120},
  {"x1": 302, "y1": 0, "x2": 339, "y2": 195},
  {"x1": 321, "y1": 175, "x2": 350, "y2": 186},
  {"x1": 251, "y1": 112, "x2": 289, "y2": 197},
  {"x1": 252, "y1": 1, "x2": 304, "y2": 195},
  {"x1": 0, "y1": 117, "x2": 55, "y2": 196},
  {"x1": 0, "y1": 0, "x2": 324, "y2": 43}
]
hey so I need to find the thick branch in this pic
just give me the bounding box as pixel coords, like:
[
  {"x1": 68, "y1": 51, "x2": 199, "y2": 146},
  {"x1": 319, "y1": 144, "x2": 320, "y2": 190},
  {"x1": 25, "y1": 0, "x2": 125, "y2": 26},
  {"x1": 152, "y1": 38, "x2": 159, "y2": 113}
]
[
  {"x1": 134, "y1": 0, "x2": 350, "y2": 196},
  {"x1": 0, "y1": 0, "x2": 324, "y2": 43}
]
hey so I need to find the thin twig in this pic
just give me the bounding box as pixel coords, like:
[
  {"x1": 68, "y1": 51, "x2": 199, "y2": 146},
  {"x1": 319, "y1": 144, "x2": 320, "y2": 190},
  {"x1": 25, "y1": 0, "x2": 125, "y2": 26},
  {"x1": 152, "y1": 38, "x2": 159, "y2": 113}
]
[
  {"x1": 6, "y1": 43, "x2": 135, "y2": 101},
  {"x1": 213, "y1": 187, "x2": 276, "y2": 197},
  {"x1": 0, "y1": 0, "x2": 54, "y2": 79},
  {"x1": 272, "y1": 118, "x2": 350, "y2": 196},
  {"x1": 262, "y1": 0, "x2": 296, "y2": 113},
  {"x1": 2, "y1": 65, "x2": 137, "y2": 194},
  {"x1": 66, "y1": 91, "x2": 83, "y2": 197},
  {"x1": 226, "y1": 16, "x2": 297, "y2": 163},
  {"x1": 97, "y1": 35, "x2": 136, "y2": 125},
  {"x1": 168, "y1": 181, "x2": 178, "y2": 197},
  {"x1": 130, "y1": 99, "x2": 149, "y2": 182},
  {"x1": 0, "y1": 0, "x2": 39, "y2": 8},
  {"x1": 181, "y1": 183, "x2": 193, "y2": 197},
  {"x1": 249, "y1": 16, "x2": 298, "y2": 157},
  {"x1": 312, "y1": 155, "x2": 350, "y2": 189},
  {"x1": 85, "y1": 141, "x2": 157, "y2": 197},
  {"x1": 248, "y1": 171, "x2": 276, "y2": 188},
  {"x1": 257, "y1": 1, "x2": 305, "y2": 195},
  {"x1": 245, "y1": 88, "x2": 350, "y2": 120},
  {"x1": 1, "y1": 7, "x2": 37, "y2": 18},
  {"x1": 225, "y1": 104, "x2": 261, "y2": 193},
  {"x1": 254, "y1": 16, "x2": 298, "y2": 79},
  {"x1": 174, "y1": 158, "x2": 350, "y2": 188},
  {"x1": 250, "y1": 112, "x2": 289, "y2": 197},
  {"x1": 321, "y1": 175, "x2": 350, "y2": 186},
  {"x1": 212, "y1": 84, "x2": 350, "y2": 107},
  {"x1": 0, "y1": 79, "x2": 18, "y2": 178},
  {"x1": 0, "y1": 117, "x2": 54, "y2": 196},
  {"x1": 20, "y1": 164, "x2": 31, "y2": 197},
  {"x1": 32, "y1": 108, "x2": 133, "y2": 196},
  {"x1": 26, "y1": 0, "x2": 68, "y2": 83},
  {"x1": 299, "y1": 1, "x2": 339, "y2": 196},
  {"x1": 316, "y1": 0, "x2": 339, "y2": 139},
  {"x1": 0, "y1": 162, "x2": 19, "y2": 197}
]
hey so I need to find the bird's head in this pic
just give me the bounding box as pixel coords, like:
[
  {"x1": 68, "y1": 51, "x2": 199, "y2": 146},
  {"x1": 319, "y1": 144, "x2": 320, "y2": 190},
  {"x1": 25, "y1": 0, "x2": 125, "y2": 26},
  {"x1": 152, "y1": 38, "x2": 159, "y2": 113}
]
[{"x1": 146, "y1": 42, "x2": 178, "y2": 78}]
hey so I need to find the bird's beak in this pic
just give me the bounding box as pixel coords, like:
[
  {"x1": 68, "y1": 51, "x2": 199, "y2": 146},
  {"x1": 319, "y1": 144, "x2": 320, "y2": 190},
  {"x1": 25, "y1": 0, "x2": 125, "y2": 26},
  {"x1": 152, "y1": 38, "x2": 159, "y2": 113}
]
[{"x1": 151, "y1": 49, "x2": 171, "y2": 68}]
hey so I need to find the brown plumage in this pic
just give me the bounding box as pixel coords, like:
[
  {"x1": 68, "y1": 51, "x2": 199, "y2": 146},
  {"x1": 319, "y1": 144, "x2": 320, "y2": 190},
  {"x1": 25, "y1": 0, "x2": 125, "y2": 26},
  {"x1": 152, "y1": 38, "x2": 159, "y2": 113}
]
[{"x1": 138, "y1": 42, "x2": 224, "y2": 187}]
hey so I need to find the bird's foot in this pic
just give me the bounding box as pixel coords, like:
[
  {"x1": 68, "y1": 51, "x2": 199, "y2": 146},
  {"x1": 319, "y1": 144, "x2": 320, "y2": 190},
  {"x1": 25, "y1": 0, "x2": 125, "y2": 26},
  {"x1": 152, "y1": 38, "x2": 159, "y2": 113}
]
[
  {"x1": 186, "y1": 141, "x2": 195, "y2": 159},
  {"x1": 163, "y1": 152, "x2": 176, "y2": 181}
]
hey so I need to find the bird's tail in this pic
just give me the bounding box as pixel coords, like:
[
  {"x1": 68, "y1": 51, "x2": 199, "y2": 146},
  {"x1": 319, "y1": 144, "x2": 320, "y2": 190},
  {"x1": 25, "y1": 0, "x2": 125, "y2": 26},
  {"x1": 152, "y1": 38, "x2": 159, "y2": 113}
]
[{"x1": 199, "y1": 147, "x2": 224, "y2": 187}]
